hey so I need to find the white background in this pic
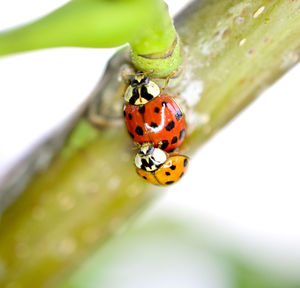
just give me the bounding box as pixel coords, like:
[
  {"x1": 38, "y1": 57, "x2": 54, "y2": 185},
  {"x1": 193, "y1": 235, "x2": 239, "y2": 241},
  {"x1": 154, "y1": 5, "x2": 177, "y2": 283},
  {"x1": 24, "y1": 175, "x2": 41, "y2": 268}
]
[{"x1": 0, "y1": 0, "x2": 300, "y2": 279}]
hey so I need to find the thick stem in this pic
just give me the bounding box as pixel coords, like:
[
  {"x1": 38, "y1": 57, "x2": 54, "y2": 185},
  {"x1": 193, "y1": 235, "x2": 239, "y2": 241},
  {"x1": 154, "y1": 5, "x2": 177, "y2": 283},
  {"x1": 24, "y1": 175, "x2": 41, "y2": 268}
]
[
  {"x1": 129, "y1": 0, "x2": 181, "y2": 77},
  {"x1": 130, "y1": 36, "x2": 182, "y2": 77},
  {"x1": 1, "y1": 0, "x2": 300, "y2": 287}
]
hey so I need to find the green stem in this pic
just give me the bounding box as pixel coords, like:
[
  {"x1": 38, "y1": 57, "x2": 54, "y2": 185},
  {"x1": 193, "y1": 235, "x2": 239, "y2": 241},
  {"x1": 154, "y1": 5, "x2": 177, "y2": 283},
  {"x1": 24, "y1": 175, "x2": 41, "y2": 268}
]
[
  {"x1": 0, "y1": 0, "x2": 176, "y2": 56},
  {"x1": 1, "y1": 0, "x2": 300, "y2": 287}
]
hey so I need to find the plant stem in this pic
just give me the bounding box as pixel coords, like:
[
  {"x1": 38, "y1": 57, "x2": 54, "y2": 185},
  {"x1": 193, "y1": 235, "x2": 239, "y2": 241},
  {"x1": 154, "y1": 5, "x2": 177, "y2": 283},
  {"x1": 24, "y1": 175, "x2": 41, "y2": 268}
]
[
  {"x1": 1, "y1": 0, "x2": 300, "y2": 287},
  {"x1": 0, "y1": 0, "x2": 175, "y2": 56}
]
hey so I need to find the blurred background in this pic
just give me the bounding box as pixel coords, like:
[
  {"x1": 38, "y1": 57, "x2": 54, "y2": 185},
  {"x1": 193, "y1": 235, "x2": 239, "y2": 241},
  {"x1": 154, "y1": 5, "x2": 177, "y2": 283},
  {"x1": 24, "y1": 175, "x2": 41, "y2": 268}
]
[{"x1": 0, "y1": 1, "x2": 300, "y2": 287}]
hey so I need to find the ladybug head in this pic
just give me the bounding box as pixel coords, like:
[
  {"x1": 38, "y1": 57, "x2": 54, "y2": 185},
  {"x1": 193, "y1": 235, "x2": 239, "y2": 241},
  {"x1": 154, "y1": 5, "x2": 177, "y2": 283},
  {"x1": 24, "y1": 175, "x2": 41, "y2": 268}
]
[
  {"x1": 138, "y1": 143, "x2": 155, "y2": 156},
  {"x1": 124, "y1": 74, "x2": 160, "y2": 105},
  {"x1": 135, "y1": 143, "x2": 167, "y2": 172},
  {"x1": 130, "y1": 74, "x2": 150, "y2": 87}
]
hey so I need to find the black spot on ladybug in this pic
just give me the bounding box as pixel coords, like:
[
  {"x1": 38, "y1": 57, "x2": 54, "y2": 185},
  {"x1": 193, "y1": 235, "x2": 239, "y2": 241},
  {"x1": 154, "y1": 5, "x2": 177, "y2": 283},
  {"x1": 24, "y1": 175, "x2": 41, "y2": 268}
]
[
  {"x1": 170, "y1": 165, "x2": 176, "y2": 170},
  {"x1": 154, "y1": 107, "x2": 160, "y2": 113},
  {"x1": 141, "y1": 159, "x2": 148, "y2": 168},
  {"x1": 165, "y1": 172, "x2": 171, "y2": 176},
  {"x1": 179, "y1": 128, "x2": 186, "y2": 140},
  {"x1": 141, "y1": 158, "x2": 153, "y2": 171},
  {"x1": 135, "y1": 126, "x2": 143, "y2": 136},
  {"x1": 128, "y1": 113, "x2": 132, "y2": 120},
  {"x1": 171, "y1": 136, "x2": 178, "y2": 144},
  {"x1": 166, "y1": 121, "x2": 175, "y2": 131},
  {"x1": 180, "y1": 172, "x2": 184, "y2": 178},
  {"x1": 130, "y1": 76, "x2": 139, "y2": 87},
  {"x1": 138, "y1": 105, "x2": 145, "y2": 114},
  {"x1": 160, "y1": 140, "x2": 169, "y2": 150},
  {"x1": 143, "y1": 176, "x2": 147, "y2": 180},
  {"x1": 128, "y1": 132, "x2": 134, "y2": 138},
  {"x1": 141, "y1": 86, "x2": 154, "y2": 101},
  {"x1": 131, "y1": 80, "x2": 138, "y2": 87},
  {"x1": 129, "y1": 87, "x2": 139, "y2": 104},
  {"x1": 150, "y1": 122, "x2": 158, "y2": 128},
  {"x1": 175, "y1": 110, "x2": 183, "y2": 121},
  {"x1": 184, "y1": 158, "x2": 188, "y2": 167},
  {"x1": 162, "y1": 101, "x2": 168, "y2": 107},
  {"x1": 165, "y1": 181, "x2": 174, "y2": 185},
  {"x1": 123, "y1": 110, "x2": 126, "y2": 117}
]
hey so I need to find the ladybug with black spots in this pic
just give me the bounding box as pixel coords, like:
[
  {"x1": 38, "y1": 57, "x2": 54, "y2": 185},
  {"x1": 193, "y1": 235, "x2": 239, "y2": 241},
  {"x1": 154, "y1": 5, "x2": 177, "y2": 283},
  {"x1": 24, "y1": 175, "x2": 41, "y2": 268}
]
[
  {"x1": 123, "y1": 74, "x2": 186, "y2": 152},
  {"x1": 134, "y1": 143, "x2": 189, "y2": 185}
]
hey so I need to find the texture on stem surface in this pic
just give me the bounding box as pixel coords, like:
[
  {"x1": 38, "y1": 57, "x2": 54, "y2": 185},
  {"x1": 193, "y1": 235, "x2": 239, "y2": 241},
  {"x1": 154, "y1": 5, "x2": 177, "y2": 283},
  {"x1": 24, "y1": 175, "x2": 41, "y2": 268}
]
[{"x1": 1, "y1": 0, "x2": 300, "y2": 287}]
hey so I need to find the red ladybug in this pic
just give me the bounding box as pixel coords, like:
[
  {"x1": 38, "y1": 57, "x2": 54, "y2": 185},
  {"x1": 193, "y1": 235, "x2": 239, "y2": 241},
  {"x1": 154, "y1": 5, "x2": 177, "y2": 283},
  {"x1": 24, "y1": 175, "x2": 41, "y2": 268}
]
[{"x1": 123, "y1": 74, "x2": 186, "y2": 152}]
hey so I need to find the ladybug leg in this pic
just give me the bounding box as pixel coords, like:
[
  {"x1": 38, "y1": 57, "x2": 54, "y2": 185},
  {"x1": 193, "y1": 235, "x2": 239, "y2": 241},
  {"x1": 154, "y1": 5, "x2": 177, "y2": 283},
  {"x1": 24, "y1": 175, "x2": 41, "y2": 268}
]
[
  {"x1": 157, "y1": 141, "x2": 164, "y2": 150},
  {"x1": 160, "y1": 71, "x2": 177, "y2": 93},
  {"x1": 121, "y1": 65, "x2": 135, "y2": 82},
  {"x1": 131, "y1": 142, "x2": 141, "y2": 151},
  {"x1": 143, "y1": 69, "x2": 155, "y2": 76},
  {"x1": 121, "y1": 83, "x2": 129, "y2": 98},
  {"x1": 121, "y1": 66, "x2": 134, "y2": 98},
  {"x1": 136, "y1": 69, "x2": 155, "y2": 81}
]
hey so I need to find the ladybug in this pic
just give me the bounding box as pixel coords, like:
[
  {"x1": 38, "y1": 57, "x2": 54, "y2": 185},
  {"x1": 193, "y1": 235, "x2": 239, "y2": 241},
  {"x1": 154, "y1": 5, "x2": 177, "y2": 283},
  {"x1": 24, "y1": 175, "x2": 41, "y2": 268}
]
[
  {"x1": 123, "y1": 75, "x2": 186, "y2": 152},
  {"x1": 135, "y1": 143, "x2": 189, "y2": 186}
]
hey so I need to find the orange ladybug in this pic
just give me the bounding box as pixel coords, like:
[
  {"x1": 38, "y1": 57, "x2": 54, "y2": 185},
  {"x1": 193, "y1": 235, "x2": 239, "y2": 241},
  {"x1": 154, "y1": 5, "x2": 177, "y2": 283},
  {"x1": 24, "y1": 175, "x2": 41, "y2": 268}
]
[
  {"x1": 135, "y1": 143, "x2": 189, "y2": 186},
  {"x1": 123, "y1": 74, "x2": 186, "y2": 152}
]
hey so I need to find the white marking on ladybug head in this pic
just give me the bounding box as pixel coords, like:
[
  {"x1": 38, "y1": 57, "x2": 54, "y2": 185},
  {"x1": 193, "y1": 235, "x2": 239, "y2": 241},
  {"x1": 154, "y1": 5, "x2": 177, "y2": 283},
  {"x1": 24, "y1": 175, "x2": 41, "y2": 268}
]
[
  {"x1": 135, "y1": 153, "x2": 143, "y2": 169},
  {"x1": 145, "y1": 81, "x2": 160, "y2": 98},
  {"x1": 135, "y1": 144, "x2": 167, "y2": 172},
  {"x1": 130, "y1": 74, "x2": 149, "y2": 86},
  {"x1": 124, "y1": 85, "x2": 135, "y2": 103},
  {"x1": 152, "y1": 148, "x2": 167, "y2": 164},
  {"x1": 123, "y1": 75, "x2": 160, "y2": 105},
  {"x1": 139, "y1": 143, "x2": 154, "y2": 156}
]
